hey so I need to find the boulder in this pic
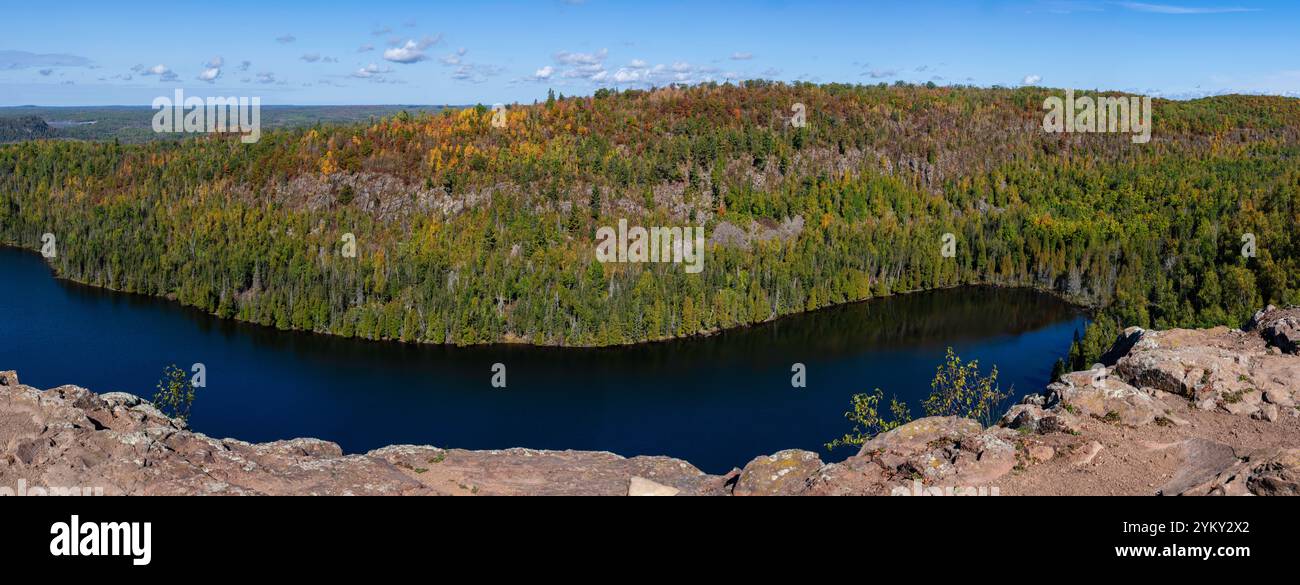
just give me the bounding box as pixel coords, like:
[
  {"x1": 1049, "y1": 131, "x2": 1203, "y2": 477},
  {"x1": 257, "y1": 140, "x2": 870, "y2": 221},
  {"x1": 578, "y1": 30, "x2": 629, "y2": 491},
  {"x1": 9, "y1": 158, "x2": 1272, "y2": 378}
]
[
  {"x1": 1159, "y1": 439, "x2": 1239, "y2": 496},
  {"x1": 1068, "y1": 441, "x2": 1105, "y2": 466},
  {"x1": 857, "y1": 417, "x2": 1014, "y2": 487},
  {"x1": 1046, "y1": 367, "x2": 1162, "y2": 427},
  {"x1": 999, "y1": 403, "x2": 1081, "y2": 434},
  {"x1": 1263, "y1": 388, "x2": 1295, "y2": 408},
  {"x1": 859, "y1": 416, "x2": 983, "y2": 457},
  {"x1": 628, "y1": 476, "x2": 680, "y2": 496},
  {"x1": 1098, "y1": 327, "x2": 1145, "y2": 366},
  {"x1": 1253, "y1": 404, "x2": 1280, "y2": 423},
  {"x1": 803, "y1": 456, "x2": 891, "y2": 496},
  {"x1": 1246, "y1": 305, "x2": 1300, "y2": 355},
  {"x1": 1245, "y1": 448, "x2": 1300, "y2": 496},
  {"x1": 734, "y1": 449, "x2": 823, "y2": 496},
  {"x1": 1164, "y1": 444, "x2": 1300, "y2": 496}
]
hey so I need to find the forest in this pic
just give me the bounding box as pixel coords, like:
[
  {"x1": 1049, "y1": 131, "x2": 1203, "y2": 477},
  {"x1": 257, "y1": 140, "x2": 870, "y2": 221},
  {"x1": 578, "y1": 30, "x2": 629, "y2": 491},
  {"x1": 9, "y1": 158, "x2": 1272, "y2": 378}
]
[{"x1": 2, "y1": 82, "x2": 1297, "y2": 365}]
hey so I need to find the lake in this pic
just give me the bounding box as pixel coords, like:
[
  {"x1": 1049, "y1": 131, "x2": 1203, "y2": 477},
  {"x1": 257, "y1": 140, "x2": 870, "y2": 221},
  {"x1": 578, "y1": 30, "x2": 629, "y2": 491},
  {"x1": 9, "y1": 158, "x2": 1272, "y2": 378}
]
[{"x1": 0, "y1": 245, "x2": 1086, "y2": 473}]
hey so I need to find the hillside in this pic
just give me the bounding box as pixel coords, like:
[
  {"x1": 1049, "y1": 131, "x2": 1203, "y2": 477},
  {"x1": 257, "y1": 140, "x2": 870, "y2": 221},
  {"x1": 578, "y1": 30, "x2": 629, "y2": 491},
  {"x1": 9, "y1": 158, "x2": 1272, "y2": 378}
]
[
  {"x1": 0, "y1": 115, "x2": 56, "y2": 143},
  {"x1": 1, "y1": 83, "x2": 1299, "y2": 352}
]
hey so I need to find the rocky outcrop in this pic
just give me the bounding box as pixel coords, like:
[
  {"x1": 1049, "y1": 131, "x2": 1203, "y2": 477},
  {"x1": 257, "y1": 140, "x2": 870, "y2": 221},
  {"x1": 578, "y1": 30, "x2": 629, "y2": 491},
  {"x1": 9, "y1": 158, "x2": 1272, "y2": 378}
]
[
  {"x1": 709, "y1": 216, "x2": 804, "y2": 250},
  {"x1": 1246, "y1": 305, "x2": 1300, "y2": 355},
  {"x1": 0, "y1": 376, "x2": 724, "y2": 496},
  {"x1": 1111, "y1": 314, "x2": 1300, "y2": 420},
  {"x1": 1161, "y1": 442, "x2": 1300, "y2": 496},
  {"x1": 3, "y1": 308, "x2": 1299, "y2": 495}
]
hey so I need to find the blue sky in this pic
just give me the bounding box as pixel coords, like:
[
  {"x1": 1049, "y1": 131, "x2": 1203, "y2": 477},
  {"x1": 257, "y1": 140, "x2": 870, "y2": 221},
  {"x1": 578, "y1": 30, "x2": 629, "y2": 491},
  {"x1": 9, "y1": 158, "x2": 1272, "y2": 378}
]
[{"x1": 1, "y1": 0, "x2": 1296, "y2": 106}]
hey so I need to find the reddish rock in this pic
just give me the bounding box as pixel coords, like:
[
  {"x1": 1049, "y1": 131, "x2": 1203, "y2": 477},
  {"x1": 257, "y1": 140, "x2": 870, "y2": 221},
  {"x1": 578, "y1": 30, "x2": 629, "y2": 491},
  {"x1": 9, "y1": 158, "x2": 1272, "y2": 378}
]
[
  {"x1": 0, "y1": 377, "x2": 721, "y2": 496},
  {"x1": 734, "y1": 449, "x2": 823, "y2": 496}
]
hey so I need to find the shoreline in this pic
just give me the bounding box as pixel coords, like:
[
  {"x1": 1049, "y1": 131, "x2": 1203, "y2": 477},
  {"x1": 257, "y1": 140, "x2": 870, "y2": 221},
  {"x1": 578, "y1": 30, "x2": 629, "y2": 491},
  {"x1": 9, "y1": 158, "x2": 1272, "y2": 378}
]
[{"x1": 0, "y1": 241, "x2": 1096, "y2": 350}]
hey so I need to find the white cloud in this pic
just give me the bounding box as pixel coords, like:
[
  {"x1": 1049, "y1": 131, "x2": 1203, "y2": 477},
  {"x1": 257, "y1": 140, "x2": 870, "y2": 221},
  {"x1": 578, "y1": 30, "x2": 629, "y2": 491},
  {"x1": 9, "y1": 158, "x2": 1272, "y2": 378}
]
[
  {"x1": 531, "y1": 49, "x2": 737, "y2": 88},
  {"x1": 135, "y1": 63, "x2": 179, "y2": 82},
  {"x1": 206, "y1": 56, "x2": 224, "y2": 68},
  {"x1": 730, "y1": 52, "x2": 754, "y2": 60},
  {"x1": 612, "y1": 68, "x2": 642, "y2": 84},
  {"x1": 384, "y1": 36, "x2": 441, "y2": 63},
  {"x1": 1023, "y1": 74, "x2": 1043, "y2": 85},
  {"x1": 352, "y1": 63, "x2": 392, "y2": 79},
  {"x1": 198, "y1": 67, "x2": 221, "y2": 83}
]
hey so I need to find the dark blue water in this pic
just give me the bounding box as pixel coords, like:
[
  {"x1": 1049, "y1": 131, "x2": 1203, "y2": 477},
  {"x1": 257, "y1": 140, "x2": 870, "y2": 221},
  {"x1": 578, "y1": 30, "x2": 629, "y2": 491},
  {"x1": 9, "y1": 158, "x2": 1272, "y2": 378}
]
[{"x1": 0, "y1": 245, "x2": 1086, "y2": 473}]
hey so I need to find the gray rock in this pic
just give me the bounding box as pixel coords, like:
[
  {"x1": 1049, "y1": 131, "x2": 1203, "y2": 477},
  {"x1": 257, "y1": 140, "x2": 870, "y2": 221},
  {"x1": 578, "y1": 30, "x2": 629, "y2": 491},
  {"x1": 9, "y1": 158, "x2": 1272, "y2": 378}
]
[
  {"x1": 1159, "y1": 439, "x2": 1239, "y2": 496},
  {"x1": 1254, "y1": 404, "x2": 1280, "y2": 422},
  {"x1": 1246, "y1": 305, "x2": 1300, "y2": 355}
]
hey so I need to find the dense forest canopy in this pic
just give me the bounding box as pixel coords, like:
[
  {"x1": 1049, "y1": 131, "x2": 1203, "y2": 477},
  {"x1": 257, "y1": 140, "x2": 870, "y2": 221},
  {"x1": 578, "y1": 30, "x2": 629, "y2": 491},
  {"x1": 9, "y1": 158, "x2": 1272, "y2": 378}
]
[
  {"x1": 0, "y1": 116, "x2": 57, "y2": 143},
  {"x1": 1, "y1": 81, "x2": 1297, "y2": 362}
]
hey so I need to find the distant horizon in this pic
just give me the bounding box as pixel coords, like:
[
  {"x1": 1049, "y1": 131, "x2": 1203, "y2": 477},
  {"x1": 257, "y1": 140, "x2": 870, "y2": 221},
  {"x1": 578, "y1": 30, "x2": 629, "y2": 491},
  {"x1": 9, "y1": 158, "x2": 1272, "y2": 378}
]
[
  {"x1": 3, "y1": 81, "x2": 1300, "y2": 111},
  {"x1": 4, "y1": 0, "x2": 1299, "y2": 106}
]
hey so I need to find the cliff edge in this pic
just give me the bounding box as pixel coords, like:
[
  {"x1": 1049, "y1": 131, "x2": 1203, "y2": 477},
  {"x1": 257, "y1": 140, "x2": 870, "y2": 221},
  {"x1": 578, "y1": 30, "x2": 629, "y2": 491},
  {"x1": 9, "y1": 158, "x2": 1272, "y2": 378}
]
[{"x1": 3, "y1": 306, "x2": 1298, "y2": 496}]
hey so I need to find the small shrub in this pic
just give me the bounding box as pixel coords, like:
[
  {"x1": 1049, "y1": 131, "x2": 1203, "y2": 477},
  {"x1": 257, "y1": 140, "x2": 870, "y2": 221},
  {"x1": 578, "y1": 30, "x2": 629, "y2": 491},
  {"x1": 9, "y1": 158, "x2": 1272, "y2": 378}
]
[
  {"x1": 922, "y1": 348, "x2": 1011, "y2": 427},
  {"x1": 826, "y1": 389, "x2": 912, "y2": 451},
  {"x1": 152, "y1": 364, "x2": 198, "y2": 422}
]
